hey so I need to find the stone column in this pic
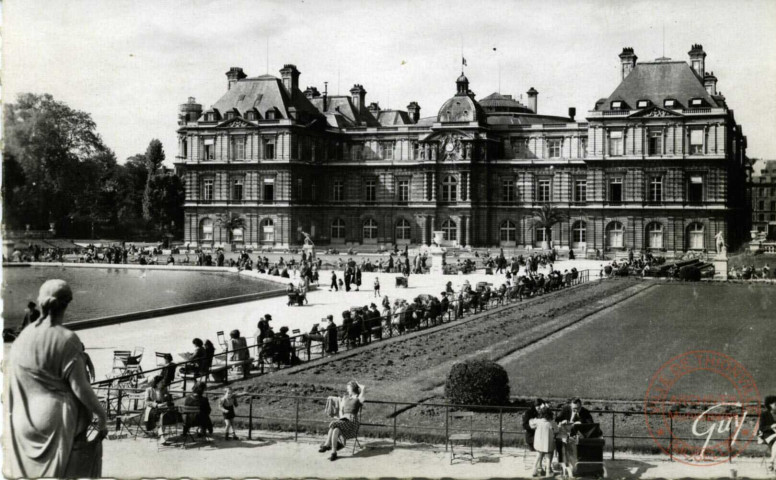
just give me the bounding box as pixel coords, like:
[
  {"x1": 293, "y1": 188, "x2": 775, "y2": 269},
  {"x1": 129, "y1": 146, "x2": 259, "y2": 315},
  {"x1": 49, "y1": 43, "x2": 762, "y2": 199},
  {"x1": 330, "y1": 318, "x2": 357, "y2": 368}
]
[
  {"x1": 420, "y1": 216, "x2": 428, "y2": 245},
  {"x1": 464, "y1": 216, "x2": 471, "y2": 246},
  {"x1": 431, "y1": 172, "x2": 437, "y2": 201},
  {"x1": 456, "y1": 216, "x2": 463, "y2": 246}
]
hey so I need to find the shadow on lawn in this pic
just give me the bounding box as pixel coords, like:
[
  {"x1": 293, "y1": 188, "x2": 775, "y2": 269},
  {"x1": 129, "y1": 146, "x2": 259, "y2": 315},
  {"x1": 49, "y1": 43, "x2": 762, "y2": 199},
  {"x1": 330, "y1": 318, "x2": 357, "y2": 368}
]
[{"x1": 604, "y1": 458, "x2": 656, "y2": 478}]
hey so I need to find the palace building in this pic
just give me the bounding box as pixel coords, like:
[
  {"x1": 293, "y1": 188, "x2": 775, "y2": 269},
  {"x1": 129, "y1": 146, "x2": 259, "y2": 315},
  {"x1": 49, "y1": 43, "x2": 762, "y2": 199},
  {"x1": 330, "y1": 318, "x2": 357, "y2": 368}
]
[{"x1": 175, "y1": 44, "x2": 750, "y2": 255}]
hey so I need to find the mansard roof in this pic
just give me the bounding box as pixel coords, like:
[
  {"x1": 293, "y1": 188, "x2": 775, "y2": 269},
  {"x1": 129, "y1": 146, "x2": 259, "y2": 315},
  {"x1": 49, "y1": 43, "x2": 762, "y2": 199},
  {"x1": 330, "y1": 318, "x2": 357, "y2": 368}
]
[
  {"x1": 211, "y1": 75, "x2": 321, "y2": 120},
  {"x1": 310, "y1": 95, "x2": 380, "y2": 127},
  {"x1": 479, "y1": 92, "x2": 533, "y2": 114},
  {"x1": 377, "y1": 110, "x2": 412, "y2": 126},
  {"x1": 599, "y1": 61, "x2": 720, "y2": 111}
]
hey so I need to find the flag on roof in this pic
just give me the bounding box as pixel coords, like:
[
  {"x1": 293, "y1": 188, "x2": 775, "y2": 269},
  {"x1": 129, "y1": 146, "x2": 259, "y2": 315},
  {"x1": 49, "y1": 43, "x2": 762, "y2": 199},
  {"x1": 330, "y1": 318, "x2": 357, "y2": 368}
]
[{"x1": 462, "y1": 57, "x2": 467, "y2": 67}]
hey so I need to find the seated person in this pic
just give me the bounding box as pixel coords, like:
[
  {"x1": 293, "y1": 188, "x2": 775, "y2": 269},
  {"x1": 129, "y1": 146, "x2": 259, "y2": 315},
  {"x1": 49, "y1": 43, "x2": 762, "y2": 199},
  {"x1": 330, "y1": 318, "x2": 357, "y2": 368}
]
[
  {"x1": 144, "y1": 376, "x2": 174, "y2": 441},
  {"x1": 758, "y1": 395, "x2": 776, "y2": 472},
  {"x1": 274, "y1": 326, "x2": 292, "y2": 365},
  {"x1": 183, "y1": 382, "x2": 213, "y2": 438},
  {"x1": 319, "y1": 381, "x2": 365, "y2": 461},
  {"x1": 229, "y1": 329, "x2": 250, "y2": 378},
  {"x1": 180, "y1": 338, "x2": 206, "y2": 376},
  {"x1": 160, "y1": 353, "x2": 177, "y2": 386},
  {"x1": 554, "y1": 398, "x2": 594, "y2": 468}
]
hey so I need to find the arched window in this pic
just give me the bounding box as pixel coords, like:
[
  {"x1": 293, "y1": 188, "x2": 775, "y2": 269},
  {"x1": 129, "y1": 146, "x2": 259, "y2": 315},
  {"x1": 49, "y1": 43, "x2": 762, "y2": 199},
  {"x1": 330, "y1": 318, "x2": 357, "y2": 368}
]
[
  {"x1": 646, "y1": 222, "x2": 663, "y2": 249},
  {"x1": 572, "y1": 221, "x2": 587, "y2": 247},
  {"x1": 396, "y1": 219, "x2": 411, "y2": 241},
  {"x1": 688, "y1": 223, "x2": 705, "y2": 250},
  {"x1": 363, "y1": 218, "x2": 378, "y2": 240},
  {"x1": 331, "y1": 218, "x2": 346, "y2": 240},
  {"x1": 200, "y1": 218, "x2": 214, "y2": 243},
  {"x1": 442, "y1": 176, "x2": 458, "y2": 202},
  {"x1": 442, "y1": 219, "x2": 457, "y2": 242},
  {"x1": 500, "y1": 220, "x2": 516, "y2": 242},
  {"x1": 261, "y1": 218, "x2": 275, "y2": 243},
  {"x1": 606, "y1": 221, "x2": 625, "y2": 248},
  {"x1": 232, "y1": 226, "x2": 244, "y2": 243}
]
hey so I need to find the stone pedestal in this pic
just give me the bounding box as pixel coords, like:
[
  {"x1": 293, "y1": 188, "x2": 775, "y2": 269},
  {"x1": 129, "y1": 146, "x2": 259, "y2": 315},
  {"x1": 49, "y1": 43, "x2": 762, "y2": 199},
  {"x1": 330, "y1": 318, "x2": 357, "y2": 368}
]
[
  {"x1": 4, "y1": 239, "x2": 16, "y2": 259},
  {"x1": 303, "y1": 244, "x2": 315, "y2": 260},
  {"x1": 432, "y1": 230, "x2": 445, "y2": 246},
  {"x1": 428, "y1": 247, "x2": 445, "y2": 275},
  {"x1": 713, "y1": 253, "x2": 728, "y2": 280}
]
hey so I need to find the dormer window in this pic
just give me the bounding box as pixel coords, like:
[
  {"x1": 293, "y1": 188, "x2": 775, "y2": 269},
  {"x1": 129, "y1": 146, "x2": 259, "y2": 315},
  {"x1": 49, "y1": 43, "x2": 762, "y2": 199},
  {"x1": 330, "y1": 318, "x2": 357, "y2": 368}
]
[
  {"x1": 689, "y1": 98, "x2": 704, "y2": 107},
  {"x1": 611, "y1": 101, "x2": 623, "y2": 110},
  {"x1": 637, "y1": 99, "x2": 651, "y2": 109},
  {"x1": 206, "y1": 113, "x2": 216, "y2": 122},
  {"x1": 225, "y1": 112, "x2": 235, "y2": 120},
  {"x1": 266, "y1": 109, "x2": 276, "y2": 120},
  {"x1": 664, "y1": 99, "x2": 677, "y2": 108},
  {"x1": 245, "y1": 111, "x2": 256, "y2": 121}
]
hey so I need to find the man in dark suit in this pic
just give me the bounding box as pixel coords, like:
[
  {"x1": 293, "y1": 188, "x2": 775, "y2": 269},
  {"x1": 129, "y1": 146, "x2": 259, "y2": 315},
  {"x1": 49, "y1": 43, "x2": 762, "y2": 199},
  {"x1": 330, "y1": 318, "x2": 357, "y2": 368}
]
[{"x1": 554, "y1": 398, "x2": 594, "y2": 469}]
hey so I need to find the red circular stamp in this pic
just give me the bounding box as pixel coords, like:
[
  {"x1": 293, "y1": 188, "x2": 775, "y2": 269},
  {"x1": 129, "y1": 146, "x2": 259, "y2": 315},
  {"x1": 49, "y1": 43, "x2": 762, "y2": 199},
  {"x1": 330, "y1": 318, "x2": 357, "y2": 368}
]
[{"x1": 644, "y1": 350, "x2": 761, "y2": 466}]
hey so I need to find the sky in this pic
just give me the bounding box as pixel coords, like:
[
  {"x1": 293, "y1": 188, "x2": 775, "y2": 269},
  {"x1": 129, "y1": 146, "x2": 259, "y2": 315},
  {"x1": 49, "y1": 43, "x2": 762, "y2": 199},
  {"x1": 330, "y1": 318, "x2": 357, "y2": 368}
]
[{"x1": 3, "y1": 0, "x2": 776, "y2": 168}]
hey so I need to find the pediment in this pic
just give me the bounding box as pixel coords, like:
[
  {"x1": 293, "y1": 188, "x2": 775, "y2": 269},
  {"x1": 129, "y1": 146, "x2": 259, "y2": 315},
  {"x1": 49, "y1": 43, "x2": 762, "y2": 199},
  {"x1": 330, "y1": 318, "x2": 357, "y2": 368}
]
[
  {"x1": 216, "y1": 118, "x2": 257, "y2": 128},
  {"x1": 420, "y1": 129, "x2": 476, "y2": 143},
  {"x1": 628, "y1": 106, "x2": 683, "y2": 118}
]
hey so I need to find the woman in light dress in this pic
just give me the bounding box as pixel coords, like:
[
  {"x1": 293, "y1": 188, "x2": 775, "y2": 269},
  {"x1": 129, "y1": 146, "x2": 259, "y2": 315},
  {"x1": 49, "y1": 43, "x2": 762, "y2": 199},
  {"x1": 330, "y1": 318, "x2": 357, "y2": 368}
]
[{"x1": 528, "y1": 405, "x2": 558, "y2": 477}]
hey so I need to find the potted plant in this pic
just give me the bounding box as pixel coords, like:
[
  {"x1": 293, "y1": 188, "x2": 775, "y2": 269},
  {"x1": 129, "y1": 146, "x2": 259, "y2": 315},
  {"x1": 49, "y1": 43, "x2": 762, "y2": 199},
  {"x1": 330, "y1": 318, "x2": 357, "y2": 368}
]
[
  {"x1": 215, "y1": 213, "x2": 246, "y2": 252},
  {"x1": 530, "y1": 204, "x2": 567, "y2": 250}
]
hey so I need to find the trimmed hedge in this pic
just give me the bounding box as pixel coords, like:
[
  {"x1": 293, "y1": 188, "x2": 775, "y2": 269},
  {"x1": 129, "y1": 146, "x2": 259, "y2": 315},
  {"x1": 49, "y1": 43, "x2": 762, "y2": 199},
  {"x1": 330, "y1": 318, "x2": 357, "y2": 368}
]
[
  {"x1": 445, "y1": 359, "x2": 510, "y2": 406},
  {"x1": 678, "y1": 265, "x2": 702, "y2": 281}
]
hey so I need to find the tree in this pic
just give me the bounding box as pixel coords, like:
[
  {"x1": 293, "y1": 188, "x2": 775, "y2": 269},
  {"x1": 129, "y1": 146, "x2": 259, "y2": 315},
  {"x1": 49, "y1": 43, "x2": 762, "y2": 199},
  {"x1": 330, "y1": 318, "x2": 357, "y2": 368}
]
[
  {"x1": 142, "y1": 139, "x2": 166, "y2": 221},
  {"x1": 3, "y1": 93, "x2": 114, "y2": 232},
  {"x1": 115, "y1": 154, "x2": 150, "y2": 227},
  {"x1": 143, "y1": 174, "x2": 185, "y2": 233},
  {"x1": 215, "y1": 213, "x2": 246, "y2": 243},
  {"x1": 530, "y1": 204, "x2": 568, "y2": 246}
]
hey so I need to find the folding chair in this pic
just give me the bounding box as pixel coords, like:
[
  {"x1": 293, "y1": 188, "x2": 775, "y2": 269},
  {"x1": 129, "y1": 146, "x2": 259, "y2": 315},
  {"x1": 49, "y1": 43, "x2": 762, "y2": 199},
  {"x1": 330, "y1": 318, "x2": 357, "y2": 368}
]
[
  {"x1": 448, "y1": 411, "x2": 474, "y2": 464},
  {"x1": 132, "y1": 346, "x2": 145, "y2": 363},
  {"x1": 116, "y1": 390, "x2": 147, "y2": 439},
  {"x1": 217, "y1": 331, "x2": 228, "y2": 351},
  {"x1": 156, "y1": 352, "x2": 170, "y2": 367},
  {"x1": 157, "y1": 408, "x2": 182, "y2": 451},
  {"x1": 178, "y1": 405, "x2": 203, "y2": 449},
  {"x1": 110, "y1": 350, "x2": 131, "y2": 377},
  {"x1": 351, "y1": 406, "x2": 364, "y2": 454}
]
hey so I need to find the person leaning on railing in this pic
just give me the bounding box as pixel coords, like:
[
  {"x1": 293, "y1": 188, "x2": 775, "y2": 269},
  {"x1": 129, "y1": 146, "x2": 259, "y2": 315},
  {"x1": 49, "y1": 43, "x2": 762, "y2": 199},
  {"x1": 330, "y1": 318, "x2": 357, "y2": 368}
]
[{"x1": 319, "y1": 381, "x2": 365, "y2": 461}]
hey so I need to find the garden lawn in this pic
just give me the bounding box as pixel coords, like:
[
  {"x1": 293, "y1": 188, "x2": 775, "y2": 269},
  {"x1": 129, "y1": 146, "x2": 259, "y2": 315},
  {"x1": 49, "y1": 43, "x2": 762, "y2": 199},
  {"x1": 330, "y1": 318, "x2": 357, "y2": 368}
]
[{"x1": 503, "y1": 282, "x2": 776, "y2": 401}]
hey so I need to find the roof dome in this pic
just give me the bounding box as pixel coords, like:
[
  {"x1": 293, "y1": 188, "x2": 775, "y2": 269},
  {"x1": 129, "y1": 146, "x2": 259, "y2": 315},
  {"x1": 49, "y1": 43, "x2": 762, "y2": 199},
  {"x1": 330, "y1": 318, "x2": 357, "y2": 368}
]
[
  {"x1": 457, "y1": 73, "x2": 469, "y2": 83},
  {"x1": 479, "y1": 92, "x2": 533, "y2": 114},
  {"x1": 437, "y1": 95, "x2": 484, "y2": 123}
]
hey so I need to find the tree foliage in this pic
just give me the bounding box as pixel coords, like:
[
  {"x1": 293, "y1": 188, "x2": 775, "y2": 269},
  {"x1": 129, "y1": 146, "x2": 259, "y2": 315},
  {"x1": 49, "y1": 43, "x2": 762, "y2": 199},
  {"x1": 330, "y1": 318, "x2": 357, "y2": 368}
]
[{"x1": 530, "y1": 204, "x2": 568, "y2": 241}]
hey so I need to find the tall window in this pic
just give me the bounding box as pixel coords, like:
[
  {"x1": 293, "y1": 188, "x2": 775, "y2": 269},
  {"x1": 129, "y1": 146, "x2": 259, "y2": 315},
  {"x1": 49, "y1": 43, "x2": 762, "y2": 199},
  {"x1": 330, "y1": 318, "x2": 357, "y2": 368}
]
[
  {"x1": 232, "y1": 178, "x2": 244, "y2": 201},
  {"x1": 757, "y1": 200, "x2": 764, "y2": 210},
  {"x1": 397, "y1": 179, "x2": 410, "y2": 204},
  {"x1": 688, "y1": 175, "x2": 703, "y2": 204},
  {"x1": 607, "y1": 221, "x2": 625, "y2": 248},
  {"x1": 200, "y1": 218, "x2": 214, "y2": 242},
  {"x1": 647, "y1": 222, "x2": 664, "y2": 249},
  {"x1": 537, "y1": 179, "x2": 551, "y2": 203},
  {"x1": 331, "y1": 218, "x2": 345, "y2": 240},
  {"x1": 649, "y1": 176, "x2": 663, "y2": 203},
  {"x1": 203, "y1": 138, "x2": 215, "y2": 160},
  {"x1": 262, "y1": 178, "x2": 275, "y2": 203},
  {"x1": 381, "y1": 142, "x2": 393, "y2": 160},
  {"x1": 609, "y1": 176, "x2": 623, "y2": 203},
  {"x1": 442, "y1": 176, "x2": 458, "y2": 202},
  {"x1": 500, "y1": 220, "x2": 516, "y2": 242},
  {"x1": 333, "y1": 180, "x2": 345, "y2": 202},
  {"x1": 609, "y1": 131, "x2": 623, "y2": 156},
  {"x1": 572, "y1": 221, "x2": 587, "y2": 246},
  {"x1": 514, "y1": 138, "x2": 530, "y2": 158},
  {"x1": 688, "y1": 223, "x2": 705, "y2": 250},
  {"x1": 547, "y1": 138, "x2": 562, "y2": 158},
  {"x1": 181, "y1": 138, "x2": 188, "y2": 158},
  {"x1": 574, "y1": 179, "x2": 587, "y2": 203},
  {"x1": 363, "y1": 219, "x2": 378, "y2": 240},
  {"x1": 202, "y1": 178, "x2": 214, "y2": 201},
  {"x1": 502, "y1": 179, "x2": 515, "y2": 202},
  {"x1": 232, "y1": 226, "x2": 244, "y2": 243},
  {"x1": 264, "y1": 139, "x2": 276, "y2": 159},
  {"x1": 396, "y1": 219, "x2": 411, "y2": 241},
  {"x1": 648, "y1": 131, "x2": 662, "y2": 156},
  {"x1": 690, "y1": 129, "x2": 704, "y2": 155},
  {"x1": 365, "y1": 179, "x2": 376, "y2": 203},
  {"x1": 261, "y1": 218, "x2": 274, "y2": 243},
  {"x1": 441, "y1": 219, "x2": 457, "y2": 242},
  {"x1": 231, "y1": 136, "x2": 246, "y2": 160}
]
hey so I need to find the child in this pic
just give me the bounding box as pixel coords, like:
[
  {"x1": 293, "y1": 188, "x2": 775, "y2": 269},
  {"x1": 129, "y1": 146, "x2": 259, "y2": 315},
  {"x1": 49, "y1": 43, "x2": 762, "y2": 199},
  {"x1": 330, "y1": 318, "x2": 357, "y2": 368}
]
[
  {"x1": 373, "y1": 277, "x2": 380, "y2": 297},
  {"x1": 220, "y1": 388, "x2": 239, "y2": 440},
  {"x1": 528, "y1": 407, "x2": 557, "y2": 477}
]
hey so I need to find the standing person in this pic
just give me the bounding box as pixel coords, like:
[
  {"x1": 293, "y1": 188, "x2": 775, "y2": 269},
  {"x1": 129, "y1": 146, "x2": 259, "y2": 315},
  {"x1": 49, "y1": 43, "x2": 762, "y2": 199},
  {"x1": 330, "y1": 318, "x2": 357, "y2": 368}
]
[
  {"x1": 220, "y1": 388, "x2": 239, "y2": 440},
  {"x1": 355, "y1": 266, "x2": 362, "y2": 291},
  {"x1": 373, "y1": 277, "x2": 381, "y2": 297},
  {"x1": 330, "y1": 271, "x2": 339, "y2": 292},
  {"x1": 7, "y1": 279, "x2": 108, "y2": 478},
  {"x1": 758, "y1": 395, "x2": 776, "y2": 472},
  {"x1": 19, "y1": 301, "x2": 41, "y2": 332},
  {"x1": 344, "y1": 267, "x2": 352, "y2": 292},
  {"x1": 529, "y1": 408, "x2": 558, "y2": 477},
  {"x1": 522, "y1": 399, "x2": 547, "y2": 453},
  {"x1": 324, "y1": 315, "x2": 339, "y2": 354}
]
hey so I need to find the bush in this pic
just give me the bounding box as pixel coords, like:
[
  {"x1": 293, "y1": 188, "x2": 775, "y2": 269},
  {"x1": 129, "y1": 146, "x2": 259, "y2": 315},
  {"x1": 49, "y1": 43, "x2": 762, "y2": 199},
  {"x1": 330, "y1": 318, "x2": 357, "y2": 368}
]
[{"x1": 445, "y1": 359, "x2": 510, "y2": 406}]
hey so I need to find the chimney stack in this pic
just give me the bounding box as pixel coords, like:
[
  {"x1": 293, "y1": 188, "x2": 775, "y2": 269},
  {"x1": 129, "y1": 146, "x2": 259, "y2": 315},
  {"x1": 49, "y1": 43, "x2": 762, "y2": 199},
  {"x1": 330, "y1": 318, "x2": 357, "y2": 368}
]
[
  {"x1": 407, "y1": 101, "x2": 421, "y2": 124},
  {"x1": 688, "y1": 44, "x2": 706, "y2": 77},
  {"x1": 619, "y1": 47, "x2": 637, "y2": 80},
  {"x1": 303, "y1": 86, "x2": 321, "y2": 100},
  {"x1": 526, "y1": 88, "x2": 538, "y2": 113},
  {"x1": 350, "y1": 84, "x2": 366, "y2": 113},
  {"x1": 226, "y1": 67, "x2": 247, "y2": 90},
  {"x1": 568, "y1": 107, "x2": 576, "y2": 121},
  {"x1": 280, "y1": 64, "x2": 301, "y2": 97},
  {"x1": 704, "y1": 71, "x2": 718, "y2": 96}
]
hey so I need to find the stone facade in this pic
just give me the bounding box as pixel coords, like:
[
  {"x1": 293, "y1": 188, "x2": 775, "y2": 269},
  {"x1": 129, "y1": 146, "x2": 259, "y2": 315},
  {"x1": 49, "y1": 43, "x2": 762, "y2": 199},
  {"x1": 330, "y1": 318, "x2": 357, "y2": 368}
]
[
  {"x1": 750, "y1": 160, "x2": 776, "y2": 239},
  {"x1": 175, "y1": 45, "x2": 750, "y2": 255}
]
